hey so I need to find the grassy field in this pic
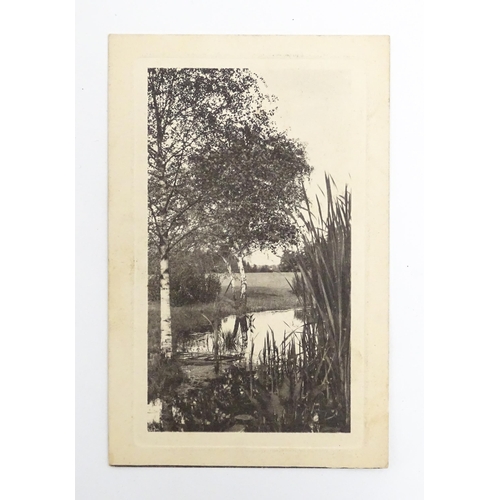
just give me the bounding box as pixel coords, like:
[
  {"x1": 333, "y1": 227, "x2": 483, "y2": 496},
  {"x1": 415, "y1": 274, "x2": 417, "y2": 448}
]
[{"x1": 148, "y1": 272, "x2": 298, "y2": 351}]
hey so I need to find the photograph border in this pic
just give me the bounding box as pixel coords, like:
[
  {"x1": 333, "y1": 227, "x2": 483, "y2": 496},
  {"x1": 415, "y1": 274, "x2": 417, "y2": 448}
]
[{"x1": 108, "y1": 34, "x2": 389, "y2": 467}]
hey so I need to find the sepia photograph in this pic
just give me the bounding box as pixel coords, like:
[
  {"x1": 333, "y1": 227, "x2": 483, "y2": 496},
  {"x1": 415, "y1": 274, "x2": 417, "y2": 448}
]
[
  {"x1": 146, "y1": 67, "x2": 352, "y2": 433},
  {"x1": 108, "y1": 35, "x2": 389, "y2": 467}
]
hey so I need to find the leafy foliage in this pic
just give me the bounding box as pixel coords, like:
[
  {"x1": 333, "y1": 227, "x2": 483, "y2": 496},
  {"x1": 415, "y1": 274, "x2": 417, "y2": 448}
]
[
  {"x1": 147, "y1": 68, "x2": 281, "y2": 256},
  {"x1": 149, "y1": 248, "x2": 221, "y2": 305},
  {"x1": 162, "y1": 366, "x2": 256, "y2": 432},
  {"x1": 159, "y1": 363, "x2": 344, "y2": 432},
  {"x1": 170, "y1": 266, "x2": 220, "y2": 307},
  {"x1": 191, "y1": 123, "x2": 312, "y2": 259}
]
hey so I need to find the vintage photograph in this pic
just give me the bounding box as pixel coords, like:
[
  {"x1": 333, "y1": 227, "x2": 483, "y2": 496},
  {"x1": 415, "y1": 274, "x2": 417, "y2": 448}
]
[
  {"x1": 108, "y1": 35, "x2": 388, "y2": 466},
  {"x1": 146, "y1": 67, "x2": 351, "y2": 433}
]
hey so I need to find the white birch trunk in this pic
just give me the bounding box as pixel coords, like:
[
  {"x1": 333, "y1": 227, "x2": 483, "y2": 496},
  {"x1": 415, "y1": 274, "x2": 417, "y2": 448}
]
[
  {"x1": 236, "y1": 255, "x2": 248, "y2": 347},
  {"x1": 237, "y1": 255, "x2": 247, "y2": 302},
  {"x1": 222, "y1": 256, "x2": 236, "y2": 299},
  {"x1": 160, "y1": 246, "x2": 173, "y2": 357}
]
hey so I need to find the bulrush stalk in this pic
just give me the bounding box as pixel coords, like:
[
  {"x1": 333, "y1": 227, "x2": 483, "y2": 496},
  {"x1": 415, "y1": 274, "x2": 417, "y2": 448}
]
[{"x1": 251, "y1": 175, "x2": 351, "y2": 431}]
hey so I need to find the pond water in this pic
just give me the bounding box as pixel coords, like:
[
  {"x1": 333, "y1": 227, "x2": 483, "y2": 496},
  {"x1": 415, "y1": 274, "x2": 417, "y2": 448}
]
[
  {"x1": 148, "y1": 308, "x2": 304, "y2": 427},
  {"x1": 180, "y1": 308, "x2": 303, "y2": 362}
]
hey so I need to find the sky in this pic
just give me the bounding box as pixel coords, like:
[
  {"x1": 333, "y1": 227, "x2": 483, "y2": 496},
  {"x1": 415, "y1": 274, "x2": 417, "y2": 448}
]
[{"x1": 244, "y1": 64, "x2": 365, "y2": 266}]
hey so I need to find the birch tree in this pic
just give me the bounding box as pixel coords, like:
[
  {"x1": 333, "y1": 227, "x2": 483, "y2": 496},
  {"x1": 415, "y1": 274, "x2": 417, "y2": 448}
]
[
  {"x1": 147, "y1": 68, "x2": 277, "y2": 356},
  {"x1": 191, "y1": 123, "x2": 313, "y2": 339}
]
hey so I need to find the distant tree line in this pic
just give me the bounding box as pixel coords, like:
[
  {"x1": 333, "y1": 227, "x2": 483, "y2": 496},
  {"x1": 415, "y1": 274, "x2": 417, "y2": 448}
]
[
  {"x1": 242, "y1": 261, "x2": 278, "y2": 273},
  {"x1": 148, "y1": 248, "x2": 302, "y2": 305}
]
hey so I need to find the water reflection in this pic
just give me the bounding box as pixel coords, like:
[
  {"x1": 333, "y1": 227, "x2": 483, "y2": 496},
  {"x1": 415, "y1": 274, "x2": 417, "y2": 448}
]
[
  {"x1": 181, "y1": 308, "x2": 303, "y2": 362},
  {"x1": 147, "y1": 398, "x2": 162, "y2": 425},
  {"x1": 148, "y1": 308, "x2": 349, "y2": 433}
]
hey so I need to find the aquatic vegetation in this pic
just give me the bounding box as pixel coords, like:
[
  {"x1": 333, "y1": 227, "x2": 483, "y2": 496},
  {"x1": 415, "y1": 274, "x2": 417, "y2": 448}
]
[
  {"x1": 159, "y1": 364, "x2": 344, "y2": 432},
  {"x1": 294, "y1": 176, "x2": 351, "y2": 429},
  {"x1": 235, "y1": 175, "x2": 351, "y2": 432},
  {"x1": 162, "y1": 365, "x2": 255, "y2": 432}
]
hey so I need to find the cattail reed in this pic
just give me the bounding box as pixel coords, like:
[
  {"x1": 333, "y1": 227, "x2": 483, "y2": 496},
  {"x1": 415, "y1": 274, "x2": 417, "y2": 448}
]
[{"x1": 251, "y1": 175, "x2": 351, "y2": 431}]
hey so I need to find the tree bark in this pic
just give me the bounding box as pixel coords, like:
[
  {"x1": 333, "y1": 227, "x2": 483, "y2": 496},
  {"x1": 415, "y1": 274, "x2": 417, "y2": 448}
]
[
  {"x1": 237, "y1": 255, "x2": 247, "y2": 304},
  {"x1": 236, "y1": 255, "x2": 248, "y2": 343},
  {"x1": 222, "y1": 256, "x2": 236, "y2": 300},
  {"x1": 160, "y1": 245, "x2": 173, "y2": 357}
]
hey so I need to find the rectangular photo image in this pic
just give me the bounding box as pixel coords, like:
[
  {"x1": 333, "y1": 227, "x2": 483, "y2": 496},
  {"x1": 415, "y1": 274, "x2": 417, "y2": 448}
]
[{"x1": 146, "y1": 67, "x2": 351, "y2": 434}]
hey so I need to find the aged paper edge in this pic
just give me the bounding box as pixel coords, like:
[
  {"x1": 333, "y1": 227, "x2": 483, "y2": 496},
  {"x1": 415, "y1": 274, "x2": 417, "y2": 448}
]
[{"x1": 108, "y1": 35, "x2": 389, "y2": 468}]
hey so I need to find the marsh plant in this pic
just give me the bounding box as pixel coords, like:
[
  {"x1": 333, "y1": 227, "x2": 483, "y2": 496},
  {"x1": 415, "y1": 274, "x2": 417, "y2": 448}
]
[
  {"x1": 292, "y1": 176, "x2": 351, "y2": 429},
  {"x1": 241, "y1": 178, "x2": 351, "y2": 431}
]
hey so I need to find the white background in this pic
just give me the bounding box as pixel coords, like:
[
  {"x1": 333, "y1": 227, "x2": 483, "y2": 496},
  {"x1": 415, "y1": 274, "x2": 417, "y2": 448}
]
[{"x1": 1, "y1": 0, "x2": 499, "y2": 498}]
